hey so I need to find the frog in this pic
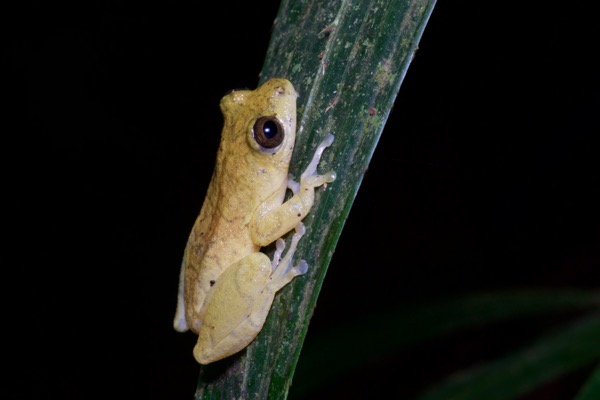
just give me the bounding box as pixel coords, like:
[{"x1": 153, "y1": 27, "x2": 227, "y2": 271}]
[{"x1": 173, "y1": 78, "x2": 336, "y2": 365}]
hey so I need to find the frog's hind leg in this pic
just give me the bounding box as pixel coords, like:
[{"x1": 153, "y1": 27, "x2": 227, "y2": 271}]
[
  {"x1": 193, "y1": 252, "x2": 273, "y2": 364},
  {"x1": 267, "y1": 222, "x2": 308, "y2": 293},
  {"x1": 192, "y1": 223, "x2": 308, "y2": 364}
]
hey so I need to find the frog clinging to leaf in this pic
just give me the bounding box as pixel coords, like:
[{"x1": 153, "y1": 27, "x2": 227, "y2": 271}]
[{"x1": 174, "y1": 78, "x2": 336, "y2": 364}]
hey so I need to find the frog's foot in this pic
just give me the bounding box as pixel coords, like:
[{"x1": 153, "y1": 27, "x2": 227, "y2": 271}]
[
  {"x1": 268, "y1": 223, "x2": 308, "y2": 292},
  {"x1": 300, "y1": 133, "x2": 336, "y2": 188}
]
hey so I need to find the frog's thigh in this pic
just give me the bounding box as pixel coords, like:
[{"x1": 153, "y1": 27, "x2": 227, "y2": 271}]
[{"x1": 193, "y1": 252, "x2": 275, "y2": 364}]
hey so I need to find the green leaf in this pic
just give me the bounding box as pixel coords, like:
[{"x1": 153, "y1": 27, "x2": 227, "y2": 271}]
[
  {"x1": 415, "y1": 313, "x2": 600, "y2": 400},
  {"x1": 574, "y1": 363, "x2": 600, "y2": 400},
  {"x1": 193, "y1": 0, "x2": 437, "y2": 398},
  {"x1": 291, "y1": 289, "x2": 600, "y2": 398}
]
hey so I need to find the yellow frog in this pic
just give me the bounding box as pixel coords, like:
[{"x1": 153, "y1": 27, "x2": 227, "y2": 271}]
[{"x1": 173, "y1": 78, "x2": 336, "y2": 364}]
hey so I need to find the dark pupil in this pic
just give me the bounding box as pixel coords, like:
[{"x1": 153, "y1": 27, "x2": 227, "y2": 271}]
[{"x1": 262, "y1": 120, "x2": 278, "y2": 139}]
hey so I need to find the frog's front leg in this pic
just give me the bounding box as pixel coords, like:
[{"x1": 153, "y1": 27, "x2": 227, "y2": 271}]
[
  {"x1": 193, "y1": 224, "x2": 307, "y2": 365},
  {"x1": 251, "y1": 134, "x2": 336, "y2": 246}
]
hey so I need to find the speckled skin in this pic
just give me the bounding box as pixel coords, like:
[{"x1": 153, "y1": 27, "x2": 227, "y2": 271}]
[{"x1": 173, "y1": 78, "x2": 335, "y2": 364}]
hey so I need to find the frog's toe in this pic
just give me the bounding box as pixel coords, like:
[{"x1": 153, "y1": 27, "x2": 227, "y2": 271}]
[
  {"x1": 294, "y1": 259, "x2": 308, "y2": 275},
  {"x1": 321, "y1": 133, "x2": 335, "y2": 147},
  {"x1": 271, "y1": 238, "x2": 286, "y2": 270},
  {"x1": 295, "y1": 222, "x2": 306, "y2": 236},
  {"x1": 323, "y1": 170, "x2": 336, "y2": 183}
]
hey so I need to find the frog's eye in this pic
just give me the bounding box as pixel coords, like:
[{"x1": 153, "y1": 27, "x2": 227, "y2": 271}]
[{"x1": 252, "y1": 116, "x2": 285, "y2": 149}]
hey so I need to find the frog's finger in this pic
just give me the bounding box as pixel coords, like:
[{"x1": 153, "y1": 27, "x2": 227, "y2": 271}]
[{"x1": 301, "y1": 134, "x2": 335, "y2": 180}]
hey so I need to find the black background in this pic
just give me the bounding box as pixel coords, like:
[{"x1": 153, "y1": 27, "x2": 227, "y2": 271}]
[{"x1": 6, "y1": 1, "x2": 598, "y2": 399}]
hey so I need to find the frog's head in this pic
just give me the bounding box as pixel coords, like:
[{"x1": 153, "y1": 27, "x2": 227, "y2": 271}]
[{"x1": 220, "y1": 78, "x2": 298, "y2": 168}]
